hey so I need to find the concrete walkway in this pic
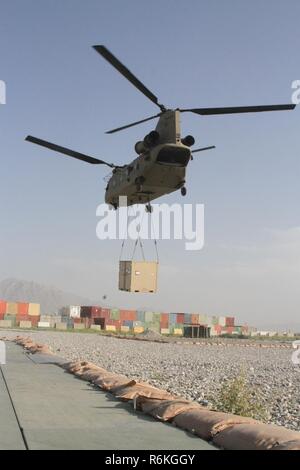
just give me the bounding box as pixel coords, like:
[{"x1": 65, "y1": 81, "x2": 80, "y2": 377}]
[{"x1": 0, "y1": 342, "x2": 215, "y2": 450}]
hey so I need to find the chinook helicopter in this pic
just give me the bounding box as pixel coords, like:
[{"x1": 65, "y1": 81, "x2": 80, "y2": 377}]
[{"x1": 26, "y1": 45, "x2": 295, "y2": 212}]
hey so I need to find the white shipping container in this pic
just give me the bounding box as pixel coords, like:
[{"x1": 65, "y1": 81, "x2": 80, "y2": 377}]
[
  {"x1": 69, "y1": 306, "x2": 81, "y2": 319},
  {"x1": 38, "y1": 321, "x2": 51, "y2": 328}
]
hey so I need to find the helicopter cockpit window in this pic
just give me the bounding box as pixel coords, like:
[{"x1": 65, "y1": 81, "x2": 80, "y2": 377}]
[{"x1": 156, "y1": 147, "x2": 190, "y2": 167}]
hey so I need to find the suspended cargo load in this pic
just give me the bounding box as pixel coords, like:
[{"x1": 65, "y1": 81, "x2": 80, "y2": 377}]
[{"x1": 119, "y1": 261, "x2": 158, "y2": 293}]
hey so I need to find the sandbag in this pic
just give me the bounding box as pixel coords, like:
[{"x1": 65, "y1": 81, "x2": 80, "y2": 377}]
[
  {"x1": 213, "y1": 423, "x2": 300, "y2": 450},
  {"x1": 273, "y1": 440, "x2": 300, "y2": 450},
  {"x1": 174, "y1": 408, "x2": 256, "y2": 441},
  {"x1": 115, "y1": 381, "x2": 174, "y2": 401},
  {"x1": 93, "y1": 373, "x2": 133, "y2": 392},
  {"x1": 137, "y1": 397, "x2": 201, "y2": 421}
]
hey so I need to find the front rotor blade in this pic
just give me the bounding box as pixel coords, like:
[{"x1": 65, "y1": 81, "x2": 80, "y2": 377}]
[
  {"x1": 106, "y1": 113, "x2": 162, "y2": 134},
  {"x1": 25, "y1": 136, "x2": 115, "y2": 167},
  {"x1": 192, "y1": 146, "x2": 216, "y2": 153},
  {"x1": 182, "y1": 104, "x2": 296, "y2": 115},
  {"x1": 93, "y1": 45, "x2": 165, "y2": 111}
]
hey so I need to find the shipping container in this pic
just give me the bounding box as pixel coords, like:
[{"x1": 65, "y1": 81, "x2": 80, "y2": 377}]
[
  {"x1": 80, "y1": 306, "x2": 92, "y2": 318},
  {"x1": 19, "y1": 321, "x2": 32, "y2": 329},
  {"x1": 225, "y1": 317, "x2": 235, "y2": 327},
  {"x1": 191, "y1": 314, "x2": 199, "y2": 325},
  {"x1": 110, "y1": 308, "x2": 120, "y2": 320},
  {"x1": 198, "y1": 314, "x2": 208, "y2": 324},
  {"x1": 219, "y1": 316, "x2": 226, "y2": 327},
  {"x1": 169, "y1": 313, "x2": 177, "y2": 325},
  {"x1": 119, "y1": 309, "x2": 137, "y2": 321},
  {"x1": 17, "y1": 302, "x2": 29, "y2": 316},
  {"x1": 93, "y1": 318, "x2": 106, "y2": 329},
  {"x1": 184, "y1": 313, "x2": 192, "y2": 324},
  {"x1": 145, "y1": 311, "x2": 154, "y2": 322},
  {"x1": 119, "y1": 260, "x2": 158, "y2": 293},
  {"x1": 137, "y1": 311, "x2": 145, "y2": 322},
  {"x1": 69, "y1": 306, "x2": 81, "y2": 319},
  {"x1": 0, "y1": 320, "x2": 12, "y2": 328},
  {"x1": 100, "y1": 308, "x2": 111, "y2": 320},
  {"x1": 6, "y1": 302, "x2": 18, "y2": 315},
  {"x1": 90, "y1": 307, "x2": 102, "y2": 318},
  {"x1": 176, "y1": 313, "x2": 185, "y2": 324},
  {"x1": 28, "y1": 303, "x2": 40, "y2": 316},
  {"x1": 0, "y1": 301, "x2": 7, "y2": 315}
]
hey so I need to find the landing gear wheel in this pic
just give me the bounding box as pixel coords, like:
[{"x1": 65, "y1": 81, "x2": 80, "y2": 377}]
[
  {"x1": 145, "y1": 203, "x2": 153, "y2": 213},
  {"x1": 181, "y1": 187, "x2": 187, "y2": 196}
]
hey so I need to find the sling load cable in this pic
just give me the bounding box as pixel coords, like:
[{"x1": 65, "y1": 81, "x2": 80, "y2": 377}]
[
  {"x1": 131, "y1": 204, "x2": 146, "y2": 261},
  {"x1": 119, "y1": 204, "x2": 145, "y2": 261}
]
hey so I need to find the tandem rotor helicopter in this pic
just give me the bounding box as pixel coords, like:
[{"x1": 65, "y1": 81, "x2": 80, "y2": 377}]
[{"x1": 26, "y1": 45, "x2": 296, "y2": 212}]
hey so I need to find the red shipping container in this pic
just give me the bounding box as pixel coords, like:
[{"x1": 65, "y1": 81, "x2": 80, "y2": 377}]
[
  {"x1": 0, "y1": 301, "x2": 7, "y2": 315},
  {"x1": 30, "y1": 317, "x2": 40, "y2": 327},
  {"x1": 225, "y1": 317, "x2": 235, "y2": 327},
  {"x1": 17, "y1": 303, "x2": 29, "y2": 315},
  {"x1": 91, "y1": 307, "x2": 102, "y2": 318},
  {"x1": 177, "y1": 313, "x2": 184, "y2": 324},
  {"x1": 191, "y1": 314, "x2": 199, "y2": 325},
  {"x1": 100, "y1": 308, "x2": 111, "y2": 319},
  {"x1": 0, "y1": 313, "x2": 5, "y2": 320},
  {"x1": 214, "y1": 325, "x2": 222, "y2": 334},
  {"x1": 226, "y1": 327, "x2": 234, "y2": 334},
  {"x1": 120, "y1": 310, "x2": 137, "y2": 321},
  {"x1": 16, "y1": 314, "x2": 31, "y2": 322},
  {"x1": 160, "y1": 314, "x2": 169, "y2": 327}
]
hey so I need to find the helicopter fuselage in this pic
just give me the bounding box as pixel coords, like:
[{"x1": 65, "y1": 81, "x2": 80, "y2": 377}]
[{"x1": 105, "y1": 142, "x2": 191, "y2": 207}]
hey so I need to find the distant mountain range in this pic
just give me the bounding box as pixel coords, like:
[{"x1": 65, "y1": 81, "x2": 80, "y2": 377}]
[{"x1": 0, "y1": 278, "x2": 97, "y2": 314}]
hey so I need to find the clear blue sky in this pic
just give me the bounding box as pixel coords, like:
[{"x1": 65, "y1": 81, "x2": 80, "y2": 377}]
[{"x1": 0, "y1": 0, "x2": 299, "y2": 328}]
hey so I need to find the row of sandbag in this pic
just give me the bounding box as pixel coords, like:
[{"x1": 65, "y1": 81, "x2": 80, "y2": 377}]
[
  {"x1": 12, "y1": 336, "x2": 300, "y2": 451},
  {"x1": 13, "y1": 336, "x2": 53, "y2": 355}
]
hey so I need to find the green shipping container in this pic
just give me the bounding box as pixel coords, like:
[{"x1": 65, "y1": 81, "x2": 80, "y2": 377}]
[
  {"x1": 110, "y1": 309, "x2": 120, "y2": 320},
  {"x1": 145, "y1": 311, "x2": 154, "y2": 322},
  {"x1": 4, "y1": 314, "x2": 17, "y2": 326}
]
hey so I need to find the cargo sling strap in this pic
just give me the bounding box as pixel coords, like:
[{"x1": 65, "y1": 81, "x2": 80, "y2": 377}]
[{"x1": 119, "y1": 205, "x2": 159, "y2": 263}]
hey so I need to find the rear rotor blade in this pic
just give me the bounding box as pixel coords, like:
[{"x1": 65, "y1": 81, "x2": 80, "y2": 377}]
[
  {"x1": 93, "y1": 45, "x2": 166, "y2": 111},
  {"x1": 106, "y1": 113, "x2": 162, "y2": 134},
  {"x1": 192, "y1": 146, "x2": 216, "y2": 153},
  {"x1": 182, "y1": 104, "x2": 296, "y2": 115},
  {"x1": 25, "y1": 136, "x2": 115, "y2": 167}
]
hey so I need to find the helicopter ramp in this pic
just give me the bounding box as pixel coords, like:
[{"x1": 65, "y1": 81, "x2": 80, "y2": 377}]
[{"x1": 0, "y1": 342, "x2": 215, "y2": 450}]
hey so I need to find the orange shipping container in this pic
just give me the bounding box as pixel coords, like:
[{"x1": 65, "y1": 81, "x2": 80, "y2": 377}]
[
  {"x1": 17, "y1": 303, "x2": 29, "y2": 316},
  {"x1": 0, "y1": 301, "x2": 6, "y2": 314},
  {"x1": 191, "y1": 314, "x2": 199, "y2": 325},
  {"x1": 119, "y1": 310, "x2": 137, "y2": 321}
]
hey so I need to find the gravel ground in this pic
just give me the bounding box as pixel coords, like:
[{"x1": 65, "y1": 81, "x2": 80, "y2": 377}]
[{"x1": 1, "y1": 330, "x2": 300, "y2": 431}]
